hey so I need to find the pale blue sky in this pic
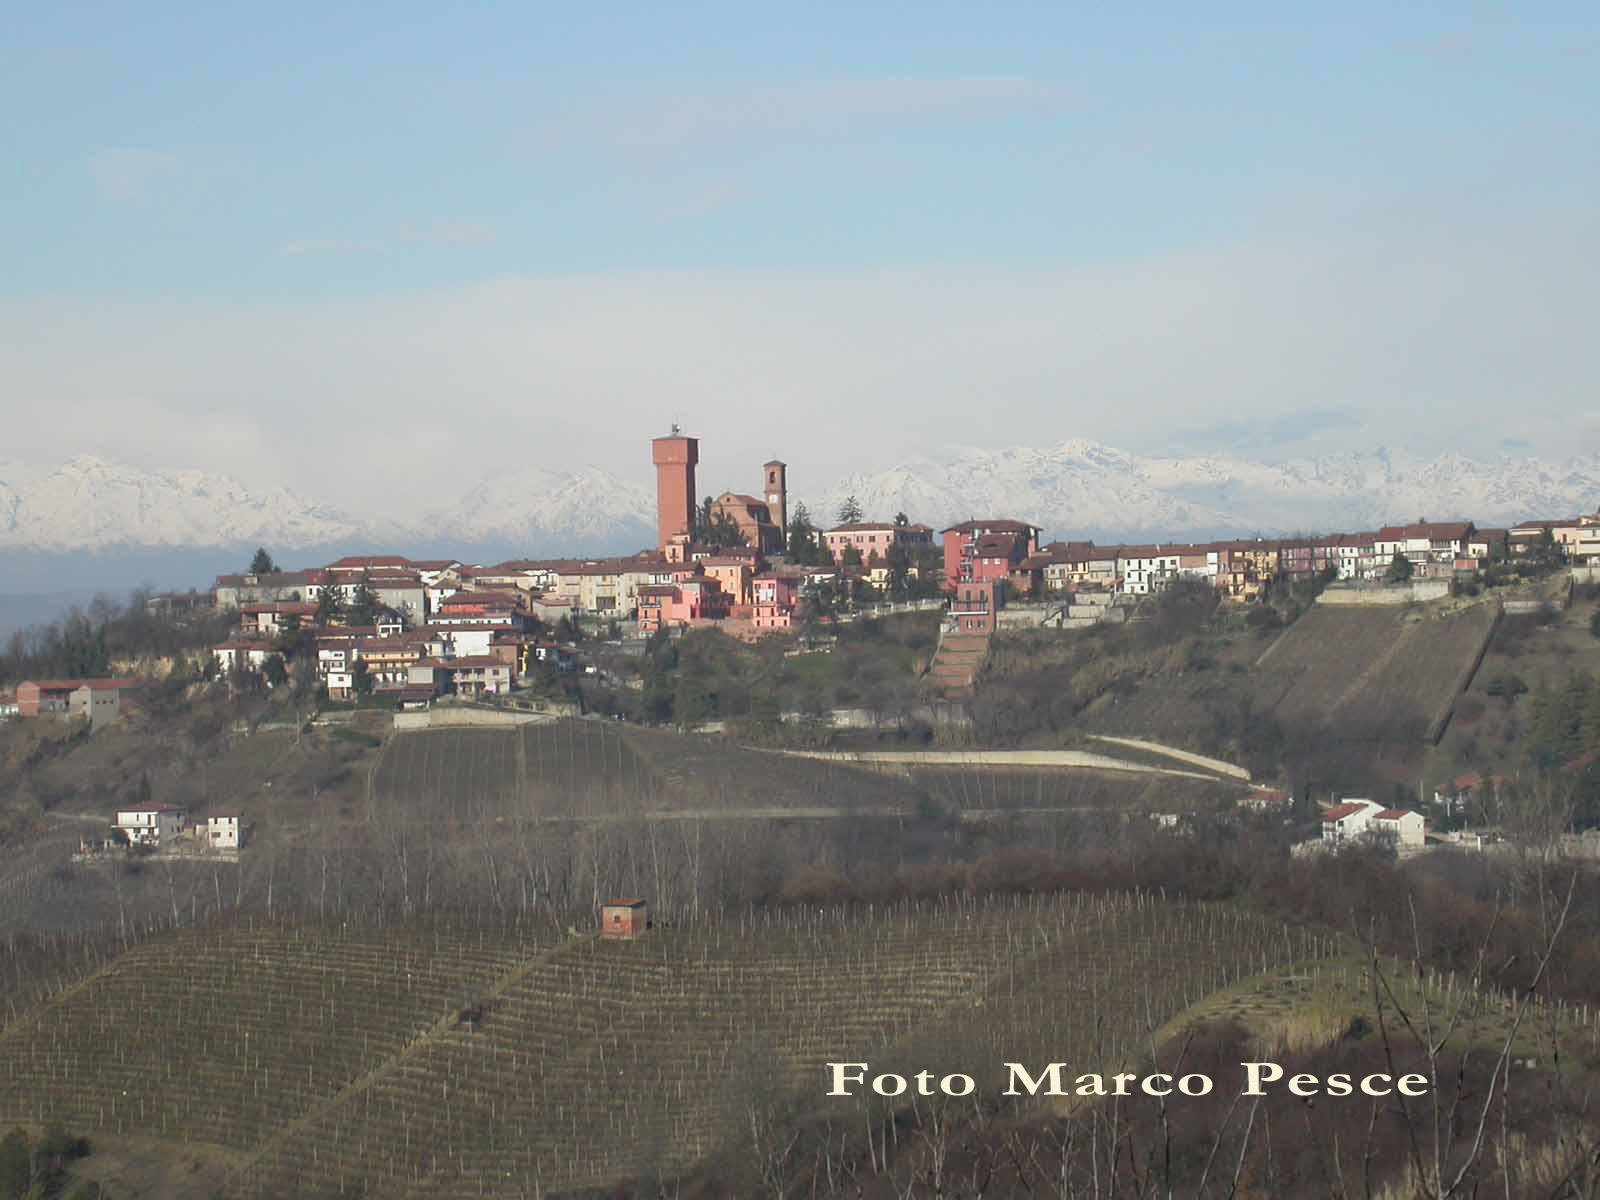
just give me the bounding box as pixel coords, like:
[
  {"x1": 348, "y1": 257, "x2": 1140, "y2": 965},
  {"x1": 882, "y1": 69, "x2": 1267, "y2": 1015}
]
[{"x1": 3, "y1": 3, "x2": 1598, "y2": 511}]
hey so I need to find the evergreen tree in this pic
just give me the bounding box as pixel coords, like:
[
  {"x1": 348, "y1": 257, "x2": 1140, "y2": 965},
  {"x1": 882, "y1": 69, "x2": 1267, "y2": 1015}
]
[
  {"x1": 314, "y1": 588, "x2": 342, "y2": 625},
  {"x1": 1385, "y1": 551, "x2": 1414, "y2": 583},
  {"x1": 837, "y1": 495, "x2": 864, "y2": 525},
  {"x1": 347, "y1": 576, "x2": 380, "y2": 627},
  {"x1": 786, "y1": 503, "x2": 821, "y2": 565},
  {"x1": 263, "y1": 654, "x2": 288, "y2": 688},
  {"x1": 893, "y1": 511, "x2": 910, "y2": 527},
  {"x1": 249, "y1": 547, "x2": 277, "y2": 575},
  {"x1": 885, "y1": 540, "x2": 912, "y2": 596}
]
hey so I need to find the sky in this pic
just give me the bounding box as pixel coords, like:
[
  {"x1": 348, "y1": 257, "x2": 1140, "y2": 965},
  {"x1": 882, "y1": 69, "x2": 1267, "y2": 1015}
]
[{"x1": 3, "y1": 2, "x2": 1598, "y2": 519}]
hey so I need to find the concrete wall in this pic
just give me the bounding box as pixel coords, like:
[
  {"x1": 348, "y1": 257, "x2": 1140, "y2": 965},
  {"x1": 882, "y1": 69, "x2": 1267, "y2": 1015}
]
[
  {"x1": 1318, "y1": 579, "x2": 1451, "y2": 605},
  {"x1": 393, "y1": 707, "x2": 561, "y2": 730}
]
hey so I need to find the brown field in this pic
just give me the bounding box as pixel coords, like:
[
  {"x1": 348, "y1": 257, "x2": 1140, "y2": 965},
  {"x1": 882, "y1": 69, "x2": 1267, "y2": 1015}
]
[
  {"x1": 1072, "y1": 602, "x2": 1499, "y2": 752},
  {"x1": 1257, "y1": 602, "x2": 1498, "y2": 738},
  {"x1": 0, "y1": 896, "x2": 1332, "y2": 1199}
]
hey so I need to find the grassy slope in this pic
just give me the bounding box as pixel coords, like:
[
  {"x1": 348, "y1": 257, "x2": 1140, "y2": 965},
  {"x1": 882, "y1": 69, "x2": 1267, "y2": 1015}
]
[{"x1": 1434, "y1": 591, "x2": 1600, "y2": 782}]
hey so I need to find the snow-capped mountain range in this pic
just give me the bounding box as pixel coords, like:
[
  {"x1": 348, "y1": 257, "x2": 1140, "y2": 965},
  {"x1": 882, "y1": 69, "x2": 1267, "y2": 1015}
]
[
  {"x1": 809, "y1": 441, "x2": 1600, "y2": 539},
  {"x1": 2, "y1": 443, "x2": 1598, "y2": 557}
]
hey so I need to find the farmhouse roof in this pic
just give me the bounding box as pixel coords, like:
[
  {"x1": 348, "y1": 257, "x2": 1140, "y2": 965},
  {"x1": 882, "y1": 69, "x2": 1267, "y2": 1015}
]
[
  {"x1": 1372, "y1": 809, "x2": 1416, "y2": 821},
  {"x1": 326, "y1": 555, "x2": 412, "y2": 570},
  {"x1": 1321, "y1": 802, "x2": 1369, "y2": 822},
  {"x1": 440, "y1": 590, "x2": 520, "y2": 606},
  {"x1": 603, "y1": 898, "x2": 647, "y2": 908},
  {"x1": 1377, "y1": 521, "x2": 1474, "y2": 541},
  {"x1": 20, "y1": 678, "x2": 141, "y2": 693},
  {"x1": 827, "y1": 521, "x2": 901, "y2": 533},
  {"x1": 118, "y1": 803, "x2": 183, "y2": 815},
  {"x1": 941, "y1": 519, "x2": 1040, "y2": 535},
  {"x1": 214, "y1": 570, "x2": 328, "y2": 588},
  {"x1": 427, "y1": 655, "x2": 508, "y2": 668}
]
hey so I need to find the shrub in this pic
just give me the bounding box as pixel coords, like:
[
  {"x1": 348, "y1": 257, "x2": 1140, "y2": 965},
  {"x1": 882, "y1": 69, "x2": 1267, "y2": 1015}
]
[{"x1": 1486, "y1": 672, "x2": 1528, "y2": 701}]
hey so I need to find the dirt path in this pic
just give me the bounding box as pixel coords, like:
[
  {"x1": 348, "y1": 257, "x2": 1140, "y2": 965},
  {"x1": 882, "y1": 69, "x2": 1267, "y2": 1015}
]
[
  {"x1": 1082, "y1": 735, "x2": 1249, "y2": 780},
  {"x1": 771, "y1": 748, "x2": 1222, "y2": 780}
]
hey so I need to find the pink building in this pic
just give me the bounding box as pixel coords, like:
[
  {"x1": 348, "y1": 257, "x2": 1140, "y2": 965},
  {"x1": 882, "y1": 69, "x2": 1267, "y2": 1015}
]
[
  {"x1": 941, "y1": 520, "x2": 1041, "y2": 591},
  {"x1": 951, "y1": 580, "x2": 999, "y2": 634},
  {"x1": 752, "y1": 573, "x2": 801, "y2": 631},
  {"x1": 821, "y1": 522, "x2": 934, "y2": 565},
  {"x1": 636, "y1": 571, "x2": 732, "y2": 634},
  {"x1": 699, "y1": 555, "x2": 757, "y2": 606}
]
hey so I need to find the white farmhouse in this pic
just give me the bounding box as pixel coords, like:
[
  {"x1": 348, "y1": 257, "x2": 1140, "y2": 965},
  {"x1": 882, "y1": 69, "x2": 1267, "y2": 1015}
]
[
  {"x1": 206, "y1": 814, "x2": 244, "y2": 849},
  {"x1": 1320, "y1": 799, "x2": 1426, "y2": 849},
  {"x1": 115, "y1": 803, "x2": 186, "y2": 847}
]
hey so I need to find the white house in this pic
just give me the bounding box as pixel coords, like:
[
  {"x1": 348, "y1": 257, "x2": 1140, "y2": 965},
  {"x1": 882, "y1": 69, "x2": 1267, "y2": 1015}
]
[
  {"x1": 1372, "y1": 808, "x2": 1426, "y2": 847},
  {"x1": 206, "y1": 814, "x2": 243, "y2": 849},
  {"x1": 115, "y1": 803, "x2": 186, "y2": 847},
  {"x1": 1320, "y1": 799, "x2": 1425, "y2": 849}
]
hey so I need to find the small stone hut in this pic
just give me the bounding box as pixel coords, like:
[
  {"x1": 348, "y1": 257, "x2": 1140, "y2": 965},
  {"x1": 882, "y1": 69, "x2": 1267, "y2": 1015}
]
[{"x1": 600, "y1": 899, "x2": 649, "y2": 940}]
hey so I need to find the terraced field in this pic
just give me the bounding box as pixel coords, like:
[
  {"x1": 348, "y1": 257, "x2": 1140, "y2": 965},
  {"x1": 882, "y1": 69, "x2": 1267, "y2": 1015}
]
[
  {"x1": 0, "y1": 919, "x2": 538, "y2": 1148},
  {"x1": 371, "y1": 721, "x2": 936, "y2": 822},
  {"x1": 1076, "y1": 602, "x2": 1498, "y2": 750},
  {"x1": 0, "y1": 898, "x2": 1332, "y2": 1199},
  {"x1": 1257, "y1": 602, "x2": 1498, "y2": 738}
]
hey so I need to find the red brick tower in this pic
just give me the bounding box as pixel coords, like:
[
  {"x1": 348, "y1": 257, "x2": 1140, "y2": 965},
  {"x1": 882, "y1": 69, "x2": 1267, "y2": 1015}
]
[{"x1": 652, "y1": 429, "x2": 699, "y2": 551}]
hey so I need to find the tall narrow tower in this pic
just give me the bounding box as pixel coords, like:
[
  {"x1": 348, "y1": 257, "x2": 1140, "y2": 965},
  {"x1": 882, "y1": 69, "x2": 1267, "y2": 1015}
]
[
  {"x1": 652, "y1": 429, "x2": 699, "y2": 551},
  {"x1": 763, "y1": 460, "x2": 788, "y2": 544}
]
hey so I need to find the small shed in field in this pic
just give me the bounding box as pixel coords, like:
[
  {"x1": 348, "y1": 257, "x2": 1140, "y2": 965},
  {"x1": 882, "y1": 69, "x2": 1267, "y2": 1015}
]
[{"x1": 600, "y1": 899, "x2": 649, "y2": 940}]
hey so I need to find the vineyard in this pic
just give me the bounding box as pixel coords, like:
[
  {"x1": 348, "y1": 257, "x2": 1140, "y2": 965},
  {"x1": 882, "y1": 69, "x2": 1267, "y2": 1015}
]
[
  {"x1": 0, "y1": 896, "x2": 1333, "y2": 1199},
  {"x1": 1256, "y1": 602, "x2": 1498, "y2": 738},
  {"x1": 371, "y1": 722, "x2": 945, "y2": 822},
  {"x1": 0, "y1": 919, "x2": 538, "y2": 1151},
  {"x1": 1072, "y1": 603, "x2": 1499, "y2": 751}
]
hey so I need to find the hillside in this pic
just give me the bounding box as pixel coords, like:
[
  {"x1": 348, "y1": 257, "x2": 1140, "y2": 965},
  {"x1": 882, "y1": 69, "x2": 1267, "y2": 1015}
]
[
  {"x1": 0, "y1": 896, "x2": 1327, "y2": 1199},
  {"x1": 986, "y1": 594, "x2": 1502, "y2": 794},
  {"x1": 1254, "y1": 601, "x2": 1499, "y2": 741}
]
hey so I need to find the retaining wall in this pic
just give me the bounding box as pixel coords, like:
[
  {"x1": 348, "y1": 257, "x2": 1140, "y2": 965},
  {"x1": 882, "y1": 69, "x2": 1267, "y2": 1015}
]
[{"x1": 1318, "y1": 580, "x2": 1451, "y2": 605}]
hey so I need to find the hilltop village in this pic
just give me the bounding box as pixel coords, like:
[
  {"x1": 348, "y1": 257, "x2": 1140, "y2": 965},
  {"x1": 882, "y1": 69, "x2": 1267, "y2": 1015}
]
[{"x1": 4, "y1": 428, "x2": 1597, "y2": 718}]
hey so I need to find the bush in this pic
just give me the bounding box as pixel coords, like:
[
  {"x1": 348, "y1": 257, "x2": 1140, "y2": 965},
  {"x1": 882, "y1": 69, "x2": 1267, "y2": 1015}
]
[
  {"x1": 0, "y1": 1129, "x2": 29, "y2": 1200},
  {"x1": 1485, "y1": 672, "x2": 1528, "y2": 701},
  {"x1": 1453, "y1": 695, "x2": 1486, "y2": 724}
]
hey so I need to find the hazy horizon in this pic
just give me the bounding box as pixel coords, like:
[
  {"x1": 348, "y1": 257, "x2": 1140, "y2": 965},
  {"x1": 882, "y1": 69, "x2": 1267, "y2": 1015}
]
[{"x1": 5, "y1": 3, "x2": 1598, "y2": 523}]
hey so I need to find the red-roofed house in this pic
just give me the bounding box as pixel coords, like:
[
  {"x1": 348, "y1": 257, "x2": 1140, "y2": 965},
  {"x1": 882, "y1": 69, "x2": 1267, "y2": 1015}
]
[
  {"x1": 1374, "y1": 522, "x2": 1476, "y2": 566},
  {"x1": 942, "y1": 520, "x2": 1042, "y2": 592},
  {"x1": 821, "y1": 522, "x2": 934, "y2": 567},
  {"x1": 1320, "y1": 798, "x2": 1425, "y2": 848},
  {"x1": 16, "y1": 678, "x2": 141, "y2": 717},
  {"x1": 239, "y1": 601, "x2": 319, "y2": 635}
]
